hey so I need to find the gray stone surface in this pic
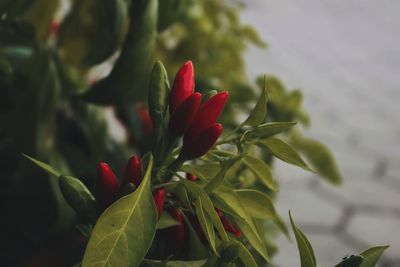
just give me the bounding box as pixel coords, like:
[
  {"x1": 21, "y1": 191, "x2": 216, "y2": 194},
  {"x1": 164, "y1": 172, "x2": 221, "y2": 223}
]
[{"x1": 241, "y1": 1, "x2": 400, "y2": 265}]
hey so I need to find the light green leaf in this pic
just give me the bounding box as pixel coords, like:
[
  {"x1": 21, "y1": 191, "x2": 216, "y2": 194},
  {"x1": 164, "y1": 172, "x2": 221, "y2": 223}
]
[
  {"x1": 181, "y1": 163, "x2": 220, "y2": 180},
  {"x1": 242, "y1": 76, "x2": 268, "y2": 126},
  {"x1": 291, "y1": 134, "x2": 342, "y2": 185},
  {"x1": 156, "y1": 212, "x2": 179, "y2": 229},
  {"x1": 236, "y1": 241, "x2": 258, "y2": 267},
  {"x1": 258, "y1": 138, "x2": 312, "y2": 171},
  {"x1": 249, "y1": 121, "x2": 297, "y2": 139},
  {"x1": 23, "y1": 153, "x2": 60, "y2": 177},
  {"x1": 289, "y1": 211, "x2": 317, "y2": 267},
  {"x1": 235, "y1": 189, "x2": 289, "y2": 237},
  {"x1": 82, "y1": 156, "x2": 157, "y2": 267},
  {"x1": 195, "y1": 198, "x2": 217, "y2": 254},
  {"x1": 360, "y1": 246, "x2": 389, "y2": 267},
  {"x1": 242, "y1": 155, "x2": 278, "y2": 191},
  {"x1": 204, "y1": 156, "x2": 242, "y2": 193}
]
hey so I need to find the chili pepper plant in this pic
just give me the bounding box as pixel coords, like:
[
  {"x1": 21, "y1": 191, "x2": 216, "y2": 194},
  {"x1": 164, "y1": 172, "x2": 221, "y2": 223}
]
[{"x1": 0, "y1": 0, "x2": 388, "y2": 266}]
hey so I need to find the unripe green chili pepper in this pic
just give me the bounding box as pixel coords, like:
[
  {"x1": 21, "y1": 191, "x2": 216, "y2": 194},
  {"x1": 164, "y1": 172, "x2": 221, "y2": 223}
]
[
  {"x1": 148, "y1": 60, "x2": 170, "y2": 128},
  {"x1": 59, "y1": 175, "x2": 98, "y2": 222}
]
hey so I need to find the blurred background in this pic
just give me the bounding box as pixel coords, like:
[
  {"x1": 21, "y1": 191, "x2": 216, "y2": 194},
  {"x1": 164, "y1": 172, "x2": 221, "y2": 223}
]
[{"x1": 240, "y1": 1, "x2": 400, "y2": 266}]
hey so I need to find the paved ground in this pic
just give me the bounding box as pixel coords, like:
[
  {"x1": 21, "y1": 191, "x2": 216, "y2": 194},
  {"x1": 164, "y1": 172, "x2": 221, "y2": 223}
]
[{"x1": 241, "y1": 1, "x2": 400, "y2": 266}]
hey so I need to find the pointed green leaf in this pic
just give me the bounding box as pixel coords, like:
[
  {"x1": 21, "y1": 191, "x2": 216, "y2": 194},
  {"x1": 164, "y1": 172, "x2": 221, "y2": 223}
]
[
  {"x1": 258, "y1": 138, "x2": 312, "y2": 171},
  {"x1": 235, "y1": 189, "x2": 289, "y2": 237},
  {"x1": 242, "y1": 76, "x2": 268, "y2": 126},
  {"x1": 360, "y1": 246, "x2": 389, "y2": 267},
  {"x1": 82, "y1": 156, "x2": 157, "y2": 267},
  {"x1": 23, "y1": 154, "x2": 60, "y2": 177},
  {"x1": 242, "y1": 155, "x2": 278, "y2": 191},
  {"x1": 289, "y1": 211, "x2": 317, "y2": 267},
  {"x1": 250, "y1": 121, "x2": 297, "y2": 139},
  {"x1": 236, "y1": 241, "x2": 258, "y2": 267},
  {"x1": 291, "y1": 134, "x2": 342, "y2": 185},
  {"x1": 181, "y1": 163, "x2": 220, "y2": 180},
  {"x1": 195, "y1": 198, "x2": 217, "y2": 254}
]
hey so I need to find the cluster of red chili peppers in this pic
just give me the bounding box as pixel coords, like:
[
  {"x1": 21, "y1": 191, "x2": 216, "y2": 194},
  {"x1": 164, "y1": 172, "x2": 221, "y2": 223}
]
[{"x1": 95, "y1": 61, "x2": 239, "y2": 254}]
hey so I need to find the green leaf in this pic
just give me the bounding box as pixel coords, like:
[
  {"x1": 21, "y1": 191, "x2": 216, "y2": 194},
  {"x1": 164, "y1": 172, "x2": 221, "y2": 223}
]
[
  {"x1": 235, "y1": 189, "x2": 289, "y2": 237},
  {"x1": 335, "y1": 255, "x2": 363, "y2": 267},
  {"x1": 156, "y1": 212, "x2": 179, "y2": 229},
  {"x1": 258, "y1": 138, "x2": 312, "y2": 171},
  {"x1": 142, "y1": 259, "x2": 207, "y2": 267},
  {"x1": 291, "y1": 134, "x2": 342, "y2": 185},
  {"x1": 195, "y1": 198, "x2": 217, "y2": 254},
  {"x1": 249, "y1": 121, "x2": 296, "y2": 139},
  {"x1": 359, "y1": 246, "x2": 389, "y2": 267},
  {"x1": 242, "y1": 155, "x2": 278, "y2": 191},
  {"x1": 236, "y1": 241, "x2": 258, "y2": 267},
  {"x1": 22, "y1": 153, "x2": 60, "y2": 177},
  {"x1": 181, "y1": 180, "x2": 229, "y2": 242},
  {"x1": 241, "y1": 76, "x2": 268, "y2": 126},
  {"x1": 204, "y1": 156, "x2": 242, "y2": 193},
  {"x1": 213, "y1": 187, "x2": 270, "y2": 263},
  {"x1": 82, "y1": 156, "x2": 157, "y2": 267},
  {"x1": 181, "y1": 163, "x2": 220, "y2": 180},
  {"x1": 289, "y1": 211, "x2": 317, "y2": 267}
]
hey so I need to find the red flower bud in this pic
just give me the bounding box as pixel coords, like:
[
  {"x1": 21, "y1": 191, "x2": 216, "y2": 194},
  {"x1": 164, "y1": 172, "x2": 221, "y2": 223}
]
[
  {"x1": 122, "y1": 155, "x2": 142, "y2": 187},
  {"x1": 186, "y1": 91, "x2": 228, "y2": 142},
  {"x1": 168, "y1": 92, "x2": 202, "y2": 136},
  {"x1": 136, "y1": 104, "x2": 153, "y2": 135},
  {"x1": 153, "y1": 188, "x2": 166, "y2": 219},
  {"x1": 169, "y1": 61, "x2": 195, "y2": 114},
  {"x1": 96, "y1": 163, "x2": 119, "y2": 208},
  {"x1": 186, "y1": 173, "x2": 198, "y2": 182},
  {"x1": 183, "y1": 123, "x2": 223, "y2": 159},
  {"x1": 168, "y1": 208, "x2": 186, "y2": 251}
]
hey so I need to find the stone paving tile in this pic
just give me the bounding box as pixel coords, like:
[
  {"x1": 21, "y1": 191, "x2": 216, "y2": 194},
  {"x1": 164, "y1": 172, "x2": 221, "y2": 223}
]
[
  {"x1": 348, "y1": 213, "x2": 400, "y2": 260},
  {"x1": 241, "y1": 0, "x2": 400, "y2": 265}
]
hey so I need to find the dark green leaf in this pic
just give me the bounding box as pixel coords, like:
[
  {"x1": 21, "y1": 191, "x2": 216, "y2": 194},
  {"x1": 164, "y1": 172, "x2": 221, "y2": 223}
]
[
  {"x1": 242, "y1": 155, "x2": 278, "y2": 191},
  {"x1": 289, "y1": 211, "x2": 317, "y2": 267},
  {"x1": 360, "y1": 246, "x2": 389, "y2": 267},
  {"x1": 156, "y1": 212, "x2": 179, "y2": 229},
  {"x1": 82, "y1": 156, "x2": 157, "y2": 267},
  {"x1": 22, "y1": 153, "x2": 60, "y2": 177}
]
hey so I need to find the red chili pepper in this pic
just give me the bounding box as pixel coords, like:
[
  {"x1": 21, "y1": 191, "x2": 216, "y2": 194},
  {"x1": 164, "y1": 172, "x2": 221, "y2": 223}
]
[
  {"x1": 136, "y1": 103, "x2": 153, "y2": 136},
  {"x1": 48, "y1": 20, "x2": 60, "y2": 37},
  {"x1": 153, "y1": 188, "x2": 166, "y2": 219},
  {"x1": 96, "y1": 163, "x2": 119, "y2": 208},
  {"x1": 169, "y1": 61, "x2": 195, "y2": 114},
  {"x1": 186, "y1": 173, "x2": 198, "y2": 182},
  {"x1": 182, "y1": 123, "x2": 223, "y2": 159},
  {"x1": 180, "y1": 91, "x2": 228, "y2": 159},
  {"x1": 168, "y1": 92, "x2": 202, "y2": 136},
  {"x1": 215, "y1": 208, "x2": 241, "y2": 237},
  {"x1": 168, "y1": 208, "x2": 186, "y2": 251},
  {"x1": 122, "y1": 155, "x2": 142, "y2": 187}
]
